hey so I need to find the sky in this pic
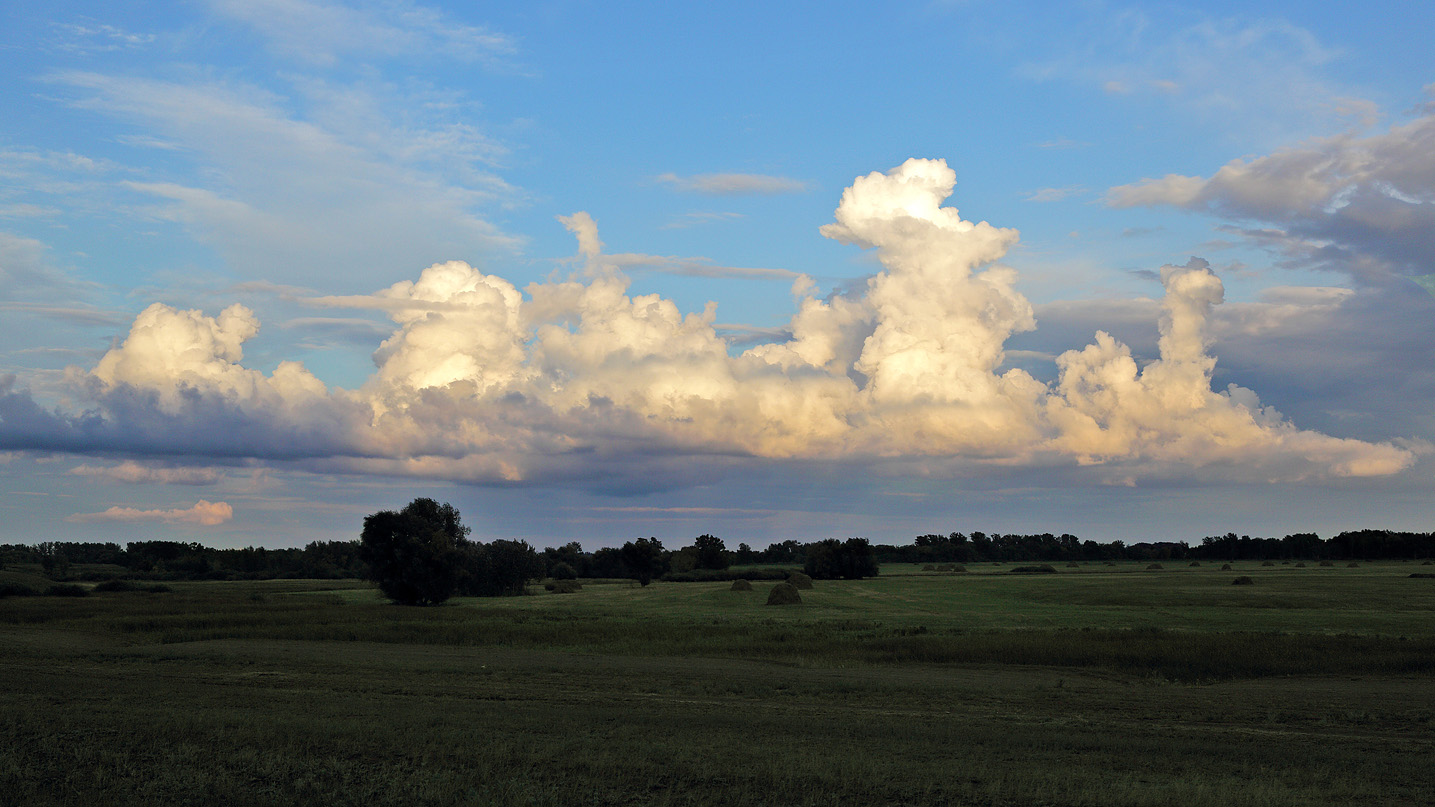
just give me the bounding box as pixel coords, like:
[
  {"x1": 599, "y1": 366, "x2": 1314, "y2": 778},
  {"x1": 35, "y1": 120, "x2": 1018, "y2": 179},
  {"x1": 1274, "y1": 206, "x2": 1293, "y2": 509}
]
[{"x1": 2, "y1": 0, "x2": 1434, "y2": 550}]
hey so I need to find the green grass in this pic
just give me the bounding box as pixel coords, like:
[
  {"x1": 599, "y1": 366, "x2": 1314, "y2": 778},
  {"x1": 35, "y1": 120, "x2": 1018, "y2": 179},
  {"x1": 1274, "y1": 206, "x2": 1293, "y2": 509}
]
[{"x1": 3, "y1": 563, "x2": 1434, "y2": 805}]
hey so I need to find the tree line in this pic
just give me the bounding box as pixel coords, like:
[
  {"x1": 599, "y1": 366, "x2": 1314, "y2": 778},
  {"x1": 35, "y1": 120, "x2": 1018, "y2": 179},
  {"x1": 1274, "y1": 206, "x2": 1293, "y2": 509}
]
[
  {"x1": 876, "y1": 529, "x2": 1435, "y2": 564},
  {"x1": 6, "y1": 515, "x2": 1431, "y2": 599}
]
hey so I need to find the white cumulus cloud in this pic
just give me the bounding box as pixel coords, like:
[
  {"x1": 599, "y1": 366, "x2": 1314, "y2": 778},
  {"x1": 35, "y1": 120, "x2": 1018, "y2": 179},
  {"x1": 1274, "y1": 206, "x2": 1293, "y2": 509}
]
[
  {"x1": 1, "y1": 158, "x2": 1414, "y2": 491},
  {"x1": 67, "y1": 499, "x2": 234, "y2": 526}
]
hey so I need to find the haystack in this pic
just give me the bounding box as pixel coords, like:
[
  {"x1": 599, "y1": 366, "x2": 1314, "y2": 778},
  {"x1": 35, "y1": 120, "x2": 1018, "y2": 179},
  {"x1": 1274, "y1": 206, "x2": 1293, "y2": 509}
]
[
  {"x1": 1146, "y1": 563, "x2": 1164, "y2": 570},
  {"x1": 766, "y1": 582, "x2": 802, "y2": 605},
  {"x1": 1232, "y1": 576, "x2": 1255, "y2": 586},
  {"x1": 1220, "y1": 564, "x2": 1233, "y2": 571},
  {"x1": 787, "y1": 572, "x2": 814, "y2": 590},
  {"x1": 730, "y1": 579, "x2": 753, "y2": 592}
]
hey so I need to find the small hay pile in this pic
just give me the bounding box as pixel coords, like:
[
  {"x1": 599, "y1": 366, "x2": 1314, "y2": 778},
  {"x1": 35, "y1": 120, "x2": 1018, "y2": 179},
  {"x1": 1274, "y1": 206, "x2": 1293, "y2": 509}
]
[
  {"x1": 921, "y1": 565, "x2": 936, "y2": 571},
  {"x1": 1220, "y1": 564, "x2": 1233, "y2": 571},
  {"x1": 766, "y1": 582, "x2": 802, "y2": 605},
  {"x1": 1347, "y1": 562, "x2": 1360, "y2": 568},
  {"x1": 730, "y1": 579, "x2": 753, "y2": 592},
  {"x1": 1189, "y1": 561, "x2": 1201, "y2": 567},
  {"x1": 1261, "y1": 560, "x2": 1276, "y2": 567},
  {"x1": 1146, "y1": 563, "x2": 1164, "y2": 571},
  {"x1": 787, "y1": 572, "x2": 814, "y2": 590},
  {"x1": 1232, "y1": 576, "x2": 1255, "y2": 586},
  {"x1": 1295, "y1": 562, "x2": 1307, "y2": 568},
  {"x1": 1009, "y1": 564, "x2": 1058, "y2": 574}
]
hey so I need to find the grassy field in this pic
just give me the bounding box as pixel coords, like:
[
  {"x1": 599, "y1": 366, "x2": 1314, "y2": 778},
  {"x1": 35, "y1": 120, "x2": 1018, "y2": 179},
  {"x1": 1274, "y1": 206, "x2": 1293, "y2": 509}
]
[{"x1": 3, "y1": 561, "x2": 1434, "y2": 805}]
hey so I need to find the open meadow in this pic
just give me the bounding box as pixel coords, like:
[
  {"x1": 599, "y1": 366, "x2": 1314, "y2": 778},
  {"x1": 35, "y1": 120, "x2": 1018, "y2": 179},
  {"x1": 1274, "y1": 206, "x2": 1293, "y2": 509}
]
[{"x1": 4, "y1": 561, "x2": 1435, "y2": 806}]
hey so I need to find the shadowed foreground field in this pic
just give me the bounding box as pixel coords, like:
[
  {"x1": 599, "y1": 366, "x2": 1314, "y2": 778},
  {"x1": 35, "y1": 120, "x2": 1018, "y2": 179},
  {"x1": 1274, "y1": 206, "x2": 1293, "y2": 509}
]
[{"x1": 3, "y1": 562, "x2": 1434, "y2": 806}]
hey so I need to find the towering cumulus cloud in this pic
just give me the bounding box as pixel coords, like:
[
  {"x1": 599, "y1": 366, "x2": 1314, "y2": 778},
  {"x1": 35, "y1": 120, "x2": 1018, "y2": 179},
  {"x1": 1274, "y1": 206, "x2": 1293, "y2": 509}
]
[{"x1": 2, "y1": 159, "x2": 1413, "y2": 488}]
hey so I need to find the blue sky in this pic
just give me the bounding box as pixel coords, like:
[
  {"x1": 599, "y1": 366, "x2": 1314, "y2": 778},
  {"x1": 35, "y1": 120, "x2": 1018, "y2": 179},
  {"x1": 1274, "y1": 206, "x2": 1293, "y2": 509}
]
[{"x1": 2, "y1": 0, "x2": 1433, "y2": 549}]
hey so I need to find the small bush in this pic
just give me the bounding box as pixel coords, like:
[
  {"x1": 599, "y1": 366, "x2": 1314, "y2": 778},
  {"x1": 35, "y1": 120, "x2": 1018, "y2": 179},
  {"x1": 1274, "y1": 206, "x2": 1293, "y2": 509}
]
[
  {"x1": 45, "y1": 583, "x2": 90, "y2": 597},
  {"x1": 766, "y1": 582, "x2": 802, "y2": 605},
  {"x1": 0, "y1": 581, "x2": 39, "y2": 598},
  {"x1": 1146, "y1": 563, "x2": 1164, "y2": 571},
  {"x1": 1220, "y1": 564, "x2": 1233, "y2": 571},
  {"x1": 787, "y1": 572, "x2": 814, "y2": 590},
  {"x1": 551, "y1": 562, "x2": 577, "y2": 580},
  {"x1": 730, "y1": 579, "x2": 753, "y2": 591},
  {"x1": 1010, "y1": 565, "x2": 1057, "y2": 575},
  {"x1": 93, "y1": 579, "x2": 138, "y2": 593},
  {"x1": 548, "y1": 579, "x2": 582, "y2": 594},
  {"x1": 1232, "y1": 576, "x2": 1255, "y2": 586}
]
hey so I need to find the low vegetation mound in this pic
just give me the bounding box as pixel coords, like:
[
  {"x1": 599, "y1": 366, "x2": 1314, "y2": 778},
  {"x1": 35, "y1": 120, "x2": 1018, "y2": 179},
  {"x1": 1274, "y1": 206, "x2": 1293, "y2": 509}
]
[
  {"x1": 545, "y1": 579, "x2": 582, "y2": 593},
  {"x1": 1220, "y1": 564, "x2": 1233, "y2": 571},
  {"x1": 730, "y1": 579, "x2": 753, "y2": 591},
  {"x1": 1146, "y1": 564, "x2": 1164, "y2": 570},
  {"x1": 787, "y1": 572, "x2": 814, "y2": 590},
  {"x1": 1261, "y1": 561, "x2": 1276, "y2": 566},
  {"x1": 0, "y1": 581, "x2": 39, "y2": 598},
  {"x1": 1189, "y1": 562, "x2": 1201, "y2": 567},
  {"x1": 92, "y1": 579, "x2": 172, "y2": 593},
  {"x1": 1348, "y1": 562, "x2": 1360, "y2": 568},
  {"x1": 921, "y1": 564, "x2": 936, "y2": 571},
  {"x1": 1232, "y1": 576, "x2": 1255, "y2": 586},
  {"x1": 1295, "y1": 562, "x2": 1307, "y2": 568},
  {"x1": 45, "y1": 583, "x2": 89, "y2": 597},
  {"x1": 766, "y1": 582, "x2": 802, "y2": 605},
  {"x1": 1009, "y1": 565, "x2": 1057, "y2": 575}
]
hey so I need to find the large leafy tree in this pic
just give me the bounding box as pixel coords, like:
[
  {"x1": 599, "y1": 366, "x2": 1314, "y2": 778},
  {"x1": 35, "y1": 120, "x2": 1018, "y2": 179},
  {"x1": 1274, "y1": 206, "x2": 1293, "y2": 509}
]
[
  {"x1": 359, "y1": 498, "x2": 470, "y2": 606},
  {"x1": 804, "y1": 538, "x2": 879, "y2": 580},
  {"x1": 620, "y1": 537, "x2": 668, "y2": 586}
]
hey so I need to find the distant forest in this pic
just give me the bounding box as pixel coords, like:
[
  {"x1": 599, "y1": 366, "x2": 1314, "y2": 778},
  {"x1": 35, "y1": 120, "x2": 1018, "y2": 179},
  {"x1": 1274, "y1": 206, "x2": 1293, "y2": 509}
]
[{"x1": 3, "y1": 529, "x2": 1433, "y2": 583}]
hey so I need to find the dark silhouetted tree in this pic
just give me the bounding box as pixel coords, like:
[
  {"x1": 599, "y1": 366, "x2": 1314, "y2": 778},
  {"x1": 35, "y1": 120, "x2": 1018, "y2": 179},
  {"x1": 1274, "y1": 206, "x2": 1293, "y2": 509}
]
[
  {"x1": 620, "y1": 537, "x2": 667, "y2": 586},
  {"x1": 692, "y1": 534, "x2": 729, "y2": 570},
  {"x1": 359, "y1": 498, "x2": 469, "y2": 605},
  {"x1": 805, "y1": 538, "x2": 879, "y2": 580}
]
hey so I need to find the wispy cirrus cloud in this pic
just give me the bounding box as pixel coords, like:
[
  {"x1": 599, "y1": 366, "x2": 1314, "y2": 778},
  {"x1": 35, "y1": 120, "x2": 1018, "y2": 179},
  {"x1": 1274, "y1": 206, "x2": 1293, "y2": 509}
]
[
  {"x1": 656, "y1": 172, "x2": 807, "y2": 195},
  {"x1": 47, "y1": 70, "x2": 521, "y2": 290},
  {"x1": 203, "y1": 0, "x2": 516, "y2": 66},
  {"x1": 1025, "y1": 185, "x2": 1087, "y2": 203}
]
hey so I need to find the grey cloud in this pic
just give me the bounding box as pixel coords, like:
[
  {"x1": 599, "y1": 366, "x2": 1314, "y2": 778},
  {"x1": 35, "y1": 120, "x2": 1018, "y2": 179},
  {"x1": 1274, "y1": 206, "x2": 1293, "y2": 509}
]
[{"x1": 1108, "y1": 108, "x2": 1435, "y2": 285}]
